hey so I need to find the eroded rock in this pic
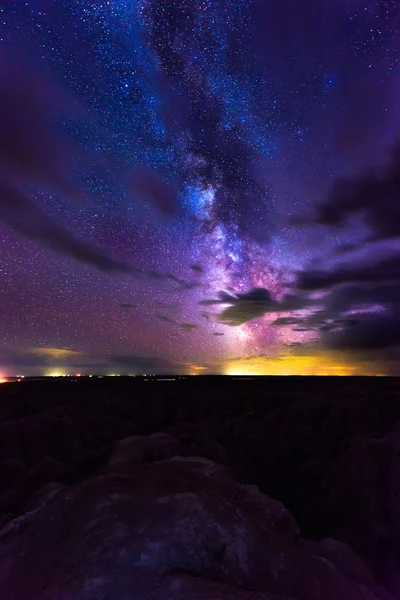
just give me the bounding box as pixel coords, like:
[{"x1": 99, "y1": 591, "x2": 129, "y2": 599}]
[{"x1": 0, "y1": 444, "x2": 391, "y2": 600}]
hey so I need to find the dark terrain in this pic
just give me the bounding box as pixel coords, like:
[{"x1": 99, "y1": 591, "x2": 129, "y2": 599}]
[{"x1": 0, "y1": 376, "x2": 399, "y2": 599}]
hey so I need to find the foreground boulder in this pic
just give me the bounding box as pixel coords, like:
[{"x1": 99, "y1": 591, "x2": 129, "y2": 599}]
[{"x1": 0, "y1": 434, "x2": 392, "y2": 600}]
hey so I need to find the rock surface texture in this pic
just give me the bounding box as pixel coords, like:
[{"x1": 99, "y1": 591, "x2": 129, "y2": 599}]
[
  {"x1": 0, "y1": 378, "x2": 399, "y2": 598},
  {"x1": 0, "y1": 433, "x2": 394, "y2": 600}
]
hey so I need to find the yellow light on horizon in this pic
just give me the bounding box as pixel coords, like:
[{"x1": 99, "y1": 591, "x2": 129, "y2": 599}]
[
  {"x1": 46, "y1": 371, "x2": 66, "y2": 377},
  {"x1": 223, "y1": 353, "x2": 369, "y2": 377}
]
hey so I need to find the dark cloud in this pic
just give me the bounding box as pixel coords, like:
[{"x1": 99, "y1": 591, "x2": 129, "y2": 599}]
[
  {"x1": 154, "y1": 301, "x2": 179, "y2": 309},
  {"x1": 0, "y1": 57, "x2": 139, "y2": 275},
  {"x1": 105, "y1": 354, "x2": 183, "y2": 373},
  {"x1": 319, "y1": 324, "x2": 335, "y2": 332},
  {"x1": 0, "y1": 55, "x2": 81, "y2": 197},
  {"x1": 180, "y1": 323, "x2": 198, "y2": 332},
  {"x1": 213, "y1": 332, "x2": 225, "y2": 336},
  {"x1": 291, "y1": 268, "x2": 400, "y2": 355},
  {"x1": 0, "y1": 350, "x2": 45, "y2": 369},
  {"x1": 148, "y1": 270, "x2": 202, "y2": 291},
  {"x1": 156, "y1": 314, "x2": 176, "y2": 324},
  {"x1": 180, "y1": 280, "x2": 203, "y2": 291},
  {"x1": 199, "y1": 287, "x2": 313, "y2": 326},
  {"x1": 271, "y1": 316, "x2": 303, "y2": 326},
  {"x1": 324, "y1": 281, "x2": 400, "y2": 315},
  {"x1": 198, "y1": 291, "x2": 235, "y2": 306},
  {"x1": 120, "y1": 303, "x2": 136, "y2": 309},
  {"x1": 296, "y1": 254, "x2": 400, "y2": 291},
  {"x1": 191, "y1": 264, "x2": 204, "y2": 274},
  {"x1": 0, "y1": 183, "x2": 140, "y2": 275},
  {"x1": 129, "y1": 166, "x2": 179, "y2": 216},
  {"x1": 217, "y1": 288, "x2": 275, "y2": 326},
  {"x1": 200, "y1": 311, "x2": 213, "y2": 322},
  {"x1": 334, "y1": 243, "x2": 360, "y2": 255},
  {"x1": 148, "y1": 269, "x2": 202, "y2": 291},
  {"x1": 0, "y1": 347, "x2": 195, "y2": 376},
  {"x1": 0, "y1": 54, "x2": 196, "y2": 287},
  {"x1": 285, "y1": 342, "x2": 304, "y2": 350},
  {"x1": 289, "y1": 256, "x2": 400, "y2": 356},
  {"x1": 157, "y1": 314, "x2": 198, "y2": 331},
  {"x1": 204, "y1": 287, "x2": 312, "y2": 327},
  {"x1": 323, "y1": 311, "x2": 400, "y2": 352},
  {"x1": 333, "y1": 319, "x2": 358, "y2": 327},
  {"x1": 313, "y1": 142, "x2": 400, "y2": 241},
  {"x1": 272, "y1": 310, "x2": 360, "y2": 334}
]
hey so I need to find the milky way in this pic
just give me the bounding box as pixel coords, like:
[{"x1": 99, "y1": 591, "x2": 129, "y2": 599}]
[{"x1": 0, "y1": 1, "x2": 399, "y2": 375}]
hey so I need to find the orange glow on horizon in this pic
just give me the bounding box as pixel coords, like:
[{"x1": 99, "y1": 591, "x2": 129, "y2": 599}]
[
  {"x1": 223, "y1": 353, "x2": 385, "y2": 377},
  {"x1": 187, "y1": 364, "x2": 209, "y2": 375}
]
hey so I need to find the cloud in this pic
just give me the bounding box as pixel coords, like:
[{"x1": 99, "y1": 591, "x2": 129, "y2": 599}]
[
  {"x1": 217, "y1": 288, "x2": 276, "y2": 326},
  {"x1": 333, "y1": 243, "x2": 360, "y2": 255},
  {"x1": 129, "y1": 166, "x2": 179, "y2": 216},
  {"x1": 157, "y1": 314, "x2": 198, "y2": 331},
  {"x1": 0, "y1": 183, "x2": 142, "y2": 274},
  {"x1": 0, "y1": 347, "x2": 90, "y2": 373},
  {"x1": 200, "y1": 311, "x2": 213, "y2": 322},
  {"x1": 180, "y1": 323, "x2": 198, "y2": 332},
  {"x1": 105, "y1": 354, "x2": 183, "y2": 373},
  {"x1": 26, "y1": 347, "x2": 85, "y2": 360},
  {"x1": 0, "y1": 348, "x2": 203, "y2": 376},
  {"x1": 312, "y1": 142, "x2": 400, "y2": 241},
  {"x1": 0, "y1": 186, "x2": 194, "y2": 285},
  {"x1": 120, "y1": 303, "x2": 137, "y2": 309},
  {"x1": 290, "y1": 273, "x2": 400, "y2": 355},
  {"x1": 0, "y1": 54, "x2": 196, "y2": 287},
  {"x1": 295, "y1": 254, "x2": 400, "y2": 291},
  {"x1": 289, "y1": 256, "x2": 400, "y2": 357},
  {"x1": 324, "y1": 281, "x2": 400, "y2": 315},
  {"x1": 199, "y1": 288, "x2": 312, "y2": 326},
  {"x1": 319, "y1": 324, "x2": 336, "y2": 332},
  {"x1": 191, "y1": 264, "x2": 204, "y2": 274},
  {"x1": 156, "y1": 314, "x2": 176, "y2": 324},
  {"x1": 0, "y1": 56, "x2": 143, "y2": 275},
  {"x1": 198, "y1": 291, "x2": 236, "y2": 306},
  {"x1": 213, "y1": 332, "x2": 225, "y2": 336},
  {"x1": 333, "y1": 319, "x2": 358, "y2": 327},
  {"x1": 271, "y1": 316, "x2": 303, "y2": 326},
  {"x1": 323, "y1": 310, "x2": 400, "y2": 352},
  {"x1": 0, "y1": 55, "x2": 81, "y2": 197},
  {"x1": 154, "y1": 301, "x2": 179, "y2": 309}
]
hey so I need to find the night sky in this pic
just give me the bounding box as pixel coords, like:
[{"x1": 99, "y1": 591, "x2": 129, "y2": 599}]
[{"x1": 1, "y1": 0, "x2": 399, "y2": 376}]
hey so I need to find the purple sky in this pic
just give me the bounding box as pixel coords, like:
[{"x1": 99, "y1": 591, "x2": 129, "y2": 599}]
[{"x1": 0, "y1": 0, "x2": 399, "y2": 376}]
